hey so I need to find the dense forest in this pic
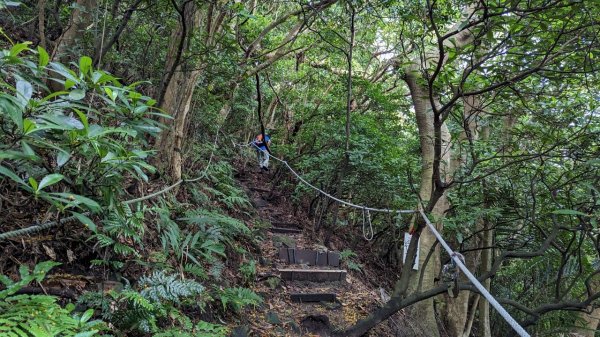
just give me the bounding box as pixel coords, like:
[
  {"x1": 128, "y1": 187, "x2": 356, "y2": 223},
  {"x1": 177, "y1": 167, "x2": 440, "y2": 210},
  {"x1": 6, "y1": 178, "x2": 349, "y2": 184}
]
[{"x1": 0, "y1": 0, "x2": 598, "y2": 336}]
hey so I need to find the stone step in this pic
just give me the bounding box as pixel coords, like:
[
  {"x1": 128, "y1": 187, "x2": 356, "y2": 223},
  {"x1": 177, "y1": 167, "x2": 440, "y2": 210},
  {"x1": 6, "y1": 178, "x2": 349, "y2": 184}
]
[
  {"x1": 270, "y1": 227, "x2": 302, "y2": 234},
  {"x1": 290, "y1": 293, "x2": 337, "y2": 303},
  {"x1": 278, "y1": 248, "x2": 340, "y2": 267},
  {"x1": 278, "y1": 269, "x2": 347, "y2": 282}
]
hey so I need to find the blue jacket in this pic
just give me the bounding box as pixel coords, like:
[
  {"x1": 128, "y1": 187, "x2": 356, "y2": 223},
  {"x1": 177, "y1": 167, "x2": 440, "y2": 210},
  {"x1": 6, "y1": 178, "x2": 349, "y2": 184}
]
[{"x1": 254, "y1": 135, "x2": 270, "y2": 150}]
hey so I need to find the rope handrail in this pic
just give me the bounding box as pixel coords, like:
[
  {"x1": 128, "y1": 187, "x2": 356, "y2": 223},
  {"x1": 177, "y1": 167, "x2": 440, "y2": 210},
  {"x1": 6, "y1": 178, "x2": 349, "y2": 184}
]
[
  {"x1": 240, "y1": 141, "x2": 416, "y2": 214},
  {"x1": 1, "y1": 138, "x2": 531, "y2": 336},
  {"x1": 241, "y1": 141, "x2": 530, "y2": 337}
]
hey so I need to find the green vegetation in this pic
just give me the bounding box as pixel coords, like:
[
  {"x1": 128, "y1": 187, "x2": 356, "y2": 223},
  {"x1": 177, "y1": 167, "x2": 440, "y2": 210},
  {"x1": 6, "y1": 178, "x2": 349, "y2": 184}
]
[{"x1": 0, "y1": 0, "x2": 598, "y2": 336}]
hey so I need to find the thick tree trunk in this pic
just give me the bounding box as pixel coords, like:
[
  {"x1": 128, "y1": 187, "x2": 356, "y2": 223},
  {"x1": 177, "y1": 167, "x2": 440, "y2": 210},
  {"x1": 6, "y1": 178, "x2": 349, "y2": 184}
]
[
  {"x1": 52, "y1": 0, "x2": 96, "y2": 62},
  {"x1": 38, "y1": 0, "x2": 47, "y2": 49},
  {"x1": 157, "y1": 69, "x2": 202, "y2": 181},
  {"x1": 443, "y1": 95, "x2": 483, "y2": 337},
  {"x1": 405, "y1": 71, "x2": 452, "y2": 337},
  {"x1": 573, "y1": 307, "x2": 600, "y2": 337},
  {"x1": 156, "y1": 2, "x2": 203, "y2": 181}
]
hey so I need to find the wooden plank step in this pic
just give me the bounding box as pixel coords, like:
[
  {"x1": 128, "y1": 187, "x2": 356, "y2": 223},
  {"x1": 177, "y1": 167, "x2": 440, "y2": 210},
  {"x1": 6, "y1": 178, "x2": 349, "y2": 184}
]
[
  {"x1": 270, "y1": 227, "x2": 302, "y2": 234},
  {"x1": 250, "y1": 186, "x2": 271, "y2": 193},
  {"x1": 290, "y1": 293, "x2": 337, "y2": 303},
  {"x1": 278, "y1": 248, "x2": 340, "y2": 267},
  {"x1": 278, "y1": 269, "x2": 347, "y2": 282},
  {"x1": 271, "y1": 221, "x2": 299, "y2": 228}
]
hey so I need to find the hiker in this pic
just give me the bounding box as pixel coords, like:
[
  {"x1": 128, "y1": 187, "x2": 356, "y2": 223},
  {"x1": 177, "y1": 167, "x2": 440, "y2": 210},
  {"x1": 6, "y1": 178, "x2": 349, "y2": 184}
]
[{"x1": 252, "y1": 133, "x2": 271, "y2": 170}]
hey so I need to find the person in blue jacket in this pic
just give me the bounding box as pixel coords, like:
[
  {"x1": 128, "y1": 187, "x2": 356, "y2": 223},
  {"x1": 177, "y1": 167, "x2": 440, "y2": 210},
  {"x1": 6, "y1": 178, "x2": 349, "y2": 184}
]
[{"x1": 252, "y1": 133, "x2": 271, "y2": 170}]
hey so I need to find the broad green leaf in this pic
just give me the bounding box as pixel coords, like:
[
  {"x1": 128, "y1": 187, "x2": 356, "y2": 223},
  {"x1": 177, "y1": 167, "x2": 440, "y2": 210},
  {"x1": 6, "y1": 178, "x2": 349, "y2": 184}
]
[
  {"x1": 38, "y1": 173, "x2": 64, "y2": 191},
  {"x1": 57, "y1": 151, "x2": 70, "y2": 167},
  {"x1": 23, "y1": 118, "x2": 36, "y2": 134},
  {"x1": 16, "y1": 80, "x2": 33, "y2": 104},
  {"x1": 50, "y1": 192, "x2": 101, "y2": 212},
  {"x1": 80, "y1": 308, "x2": 94, "y2": 323},
  {"x1": 0, "y1": 166, "x2": 27, "y2": 187},
  {"x1": 48, "y1": 62, "x2": 79, "y2": 83},
  {"x1": 28, "y1": 177, "x2": 38, "y2": 191},
  {"x1": 0, "y1": 96, "x2": 23, "y2": 131},
  {"x1": 104, "y1": 87, "x2": 116, "y2": 101},
  {"x1": 69, "y1": 89, "x2": 86, "y2": 100},
  {"x1": 79, "y1": 56, "x2": 92, "y2": 75},
  {"x1": 71, "y1": 212, "x2": 97, "y2": 232},
  {"x1": 37, "y1": 46, "x2": 49, "y2": 67},
  {"x1": 9, "y1": 42, "x2": 31, "y2": 57},
  {"x1": 74, "y1": 108, "x2": 89, "y2": 130},
  {"x1": 65, "y1": 79, "x2": 76, "y2": 90}
]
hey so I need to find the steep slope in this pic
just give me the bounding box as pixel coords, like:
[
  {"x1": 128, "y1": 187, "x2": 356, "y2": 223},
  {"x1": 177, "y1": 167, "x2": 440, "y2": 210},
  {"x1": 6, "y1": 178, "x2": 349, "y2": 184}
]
[{"x1": 233, "y1": 161, "x2": 407, "y2": 336}]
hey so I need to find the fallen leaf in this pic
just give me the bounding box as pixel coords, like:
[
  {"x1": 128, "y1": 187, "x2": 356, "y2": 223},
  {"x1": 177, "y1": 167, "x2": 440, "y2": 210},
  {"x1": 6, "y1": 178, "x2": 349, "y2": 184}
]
[
  {"x1": 42, "y1": 244, "x2": 56, "y2": 259},
  {"x1": 67, "y1": 249, "x2": 75, "y2": 263}
]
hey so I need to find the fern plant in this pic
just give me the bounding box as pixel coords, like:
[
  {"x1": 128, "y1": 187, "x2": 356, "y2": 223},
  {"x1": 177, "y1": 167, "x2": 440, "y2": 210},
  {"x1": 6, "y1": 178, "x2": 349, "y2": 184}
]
[
  {"x1": 0, "y1": 261, "x2": 106, "y2": 336},
  {"x1": 139, "y1": 271, "x2": 204, "y2": 304},
  {"x1": 217, "y1": 287, "x2": 262, "y2": 313},
  {"x1": 79, "y1": 271, "x2": 205, "y2": 334},
  {"x1": 340, "y1": 249, "x2": 363, "y2": 272},
  {"x1": 91, "y1": 202, "x2": 147, "y2": 269},
  {"x1": 152, "y1": 320, "x2": 228, "y2": 337}
]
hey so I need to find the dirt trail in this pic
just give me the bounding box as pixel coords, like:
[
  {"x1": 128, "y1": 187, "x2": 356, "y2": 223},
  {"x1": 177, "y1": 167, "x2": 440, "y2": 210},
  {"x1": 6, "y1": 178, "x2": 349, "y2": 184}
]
[{"x1": 235, "y1": 163, "x2": 400, "y2": 336}]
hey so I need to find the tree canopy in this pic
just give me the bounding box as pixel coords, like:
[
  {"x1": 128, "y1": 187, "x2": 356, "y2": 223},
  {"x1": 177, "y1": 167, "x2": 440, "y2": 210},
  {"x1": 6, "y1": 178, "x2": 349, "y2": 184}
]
[{"x1": 0, "y1": 0, "x2": 598, "y2": 336}]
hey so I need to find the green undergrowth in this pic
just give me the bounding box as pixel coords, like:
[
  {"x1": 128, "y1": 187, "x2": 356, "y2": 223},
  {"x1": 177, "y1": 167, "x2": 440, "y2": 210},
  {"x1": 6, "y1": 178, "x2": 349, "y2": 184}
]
[{"x1": 0, "y1": 44, "x2": 264, "y2": 336}]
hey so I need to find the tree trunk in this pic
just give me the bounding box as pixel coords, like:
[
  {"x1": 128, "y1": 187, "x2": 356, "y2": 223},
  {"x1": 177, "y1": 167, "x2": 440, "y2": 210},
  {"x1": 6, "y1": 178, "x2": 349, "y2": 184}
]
[
  {"x1": 38, "y1": 0, "x2": 47, "y2": 49},
  {"x1": 156, "y1": 2, "x2": 203, "y2": 181},
  {"x1": 478, "y1": 217, "x2": 493, "y2": 337},
  {"x1": 404, "y1": 71, "x2": 452, "y2": 337},
  {"x1": 52, "y1": 0, "x2": 96, "y2": 62},
  {"x1": 443, "y1": 95, "x2": 483, "y2": 337},
  {"x1": 572, "y1": 307, "x2": 600, "y2": 337}
]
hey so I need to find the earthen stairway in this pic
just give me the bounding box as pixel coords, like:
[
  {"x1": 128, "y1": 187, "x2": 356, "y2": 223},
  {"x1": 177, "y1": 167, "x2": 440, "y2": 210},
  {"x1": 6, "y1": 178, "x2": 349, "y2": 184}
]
[{"x1": 236, "y1": 165, "x2": 349, "y2": 335}]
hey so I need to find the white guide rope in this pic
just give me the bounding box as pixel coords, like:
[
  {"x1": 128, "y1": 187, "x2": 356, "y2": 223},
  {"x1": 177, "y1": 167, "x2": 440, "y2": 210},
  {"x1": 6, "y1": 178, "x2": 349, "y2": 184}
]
[
  {"x1": 240, "y1": 142, "x2": 416, "y2": 214},
  {"x1": 238, "y1": 141, "x2": 530, "y2": 337},
  {"x1": 419, "y1": 209, "x2": 530, "y2": 337}
]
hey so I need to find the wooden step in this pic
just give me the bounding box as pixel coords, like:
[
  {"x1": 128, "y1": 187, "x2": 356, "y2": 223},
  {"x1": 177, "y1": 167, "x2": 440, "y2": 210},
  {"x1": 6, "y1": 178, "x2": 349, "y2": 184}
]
[
  {"x1": 271, "y1": 221, "x2": 299, "y2": 228},
  {"x1": 278, "y1": 248, "x2": 340, "y2": 267},
  {"x1": 278, "y1": 269, "x2": 347, "y2": 282},
  {"x1": 270, "y1": 227, "x2": 302, "y2": 234},
  {"x1": 250, "y1": 186, "x2": 271, "y2": 193},
  {"x1": 290, "y1": 293, "x2": 337, "y2": 303}
]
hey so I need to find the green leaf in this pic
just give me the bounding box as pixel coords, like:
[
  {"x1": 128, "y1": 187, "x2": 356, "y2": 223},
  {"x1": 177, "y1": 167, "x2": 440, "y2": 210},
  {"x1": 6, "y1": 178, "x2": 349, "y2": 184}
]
[
  {"x1": 57, "y1": 151, "x2": 70, "y2": 167},
  {"x1": 71, "y1": 212, "x2": 97, "y2": 232},
  {"x1": 69, "y1": 89, "x2": 86, "y2": 101},
  {"x1": 552, "y1": 209, "x2": 589, "y2": 217},
  {"x1": 74, "y1": 109, "x2": 89, "y2": 130},
  {"x1": 0, "y1": 96, "x2": 23, "y2": 131},
  {"x1": 37, "y1": 46, "x2": 49, "y2": 67},
  {"x1": 28, "y1": 177, "x2": 38, "y2": 191},
  {"x1": 80, "y1": 308, "x2": 94, "y2": 323},
  {"x1": 79, "y1": 56, "x2": 93, "y2": 75},
  {"x1": 38, "y1": 173, "x2": 64, "y2": 191},
  {"x1": 23, "y1": 118, "x2": 36, "y2": 134},
  {"x1": 0, "y1": 166, "x2": 27, "y2": 188},
  {"x1": 49, "y1": 193, "x2": 101, "y2": 212},
  {"x1": 9, "y1": 42, "x2": 31, "y2": 57},
  {"x1": 16, "y1": 80, "x2": 33, "y2": 105}
]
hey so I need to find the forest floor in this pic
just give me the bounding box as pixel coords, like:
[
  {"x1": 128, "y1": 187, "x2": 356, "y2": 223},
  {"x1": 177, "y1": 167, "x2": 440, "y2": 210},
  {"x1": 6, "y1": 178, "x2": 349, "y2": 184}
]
[
  {"x1": 0, "y1": 157, "x2": 420, "y2": 337},
  {"x1": 234, "y1": 160, "x2": 411, "y2": 336}
]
